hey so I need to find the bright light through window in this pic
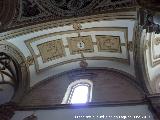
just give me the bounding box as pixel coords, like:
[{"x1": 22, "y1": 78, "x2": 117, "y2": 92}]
[
  {"x1": 70, "y1": 86, "x2": 89, "y2": 104},
  {"x1": 61, "y1": 79, "x2": 93, "y2": 104}
]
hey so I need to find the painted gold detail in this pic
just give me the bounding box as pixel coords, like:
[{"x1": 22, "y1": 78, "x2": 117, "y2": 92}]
[
  {"x1": 73, "y1": 22, "x2": 82, "y2": 30},
  {"x1": 37, "y1": 40, "x2": 65, "y2": 63},
  {"x1": 96, "y1": 35, "x2": 121, "y2": 52},
  {"x1": 26, "y1": 56, "x2": 34, "y2": 66},
  {"x1": 21, "y1": 56, "x2": 34, "y2": 67},
  {"x1": 68, "y1": 36, "x2": 94, "y2": 55}
]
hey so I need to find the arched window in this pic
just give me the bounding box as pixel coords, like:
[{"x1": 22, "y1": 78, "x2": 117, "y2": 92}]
[{"x1": 62, "y1": 79, "x2": 93, "y2": 104}]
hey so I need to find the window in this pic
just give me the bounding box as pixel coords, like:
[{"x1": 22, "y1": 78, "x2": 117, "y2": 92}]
[{"x1": 62, "y1": 79, "x2": 93, "y2": 104}]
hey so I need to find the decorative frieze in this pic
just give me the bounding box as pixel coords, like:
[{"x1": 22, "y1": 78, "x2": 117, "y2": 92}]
[
  {"x1": 37, "y1": 40, "x2": 65, "y2": 63},
  {"x1": 68, "y1": 36, "x2": 94, "y2": 55},
  {"x1": 24, "y1": 27, "x2": 129, "y2": 72},
  {"x1": 96, "y1": 35, "x2": 121, "y2": 52}
]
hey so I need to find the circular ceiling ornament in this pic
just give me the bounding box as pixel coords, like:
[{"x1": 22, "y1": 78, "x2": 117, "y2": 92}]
[{"x1": 35, "y1": 0, "x2": 98, "y2": 16}]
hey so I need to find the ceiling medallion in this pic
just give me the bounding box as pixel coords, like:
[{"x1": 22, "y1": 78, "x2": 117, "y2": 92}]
[{"x1": 35, "y1": 0, "x2": 98, "y2": 16}]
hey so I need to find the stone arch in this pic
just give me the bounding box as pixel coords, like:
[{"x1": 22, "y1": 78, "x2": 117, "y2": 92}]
[{"x1": 0, "y1": 41, "x2": 30, "y2": 103}]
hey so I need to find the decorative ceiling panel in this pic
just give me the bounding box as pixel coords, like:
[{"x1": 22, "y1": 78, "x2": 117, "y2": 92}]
[
  {"x1": 96, "y1": 35, "x2": 121, "y2": 53},
  {"x1": 0, "y1": 0, "x2": 137, "y2": 31},
  {"x1": 37, "y1": 40, "x2": 66, "y2": 63},
  {"x1": 67, "y1": 36, "x2": 94, "y2": 55},
  {"x1": 1, "y1": 0, "x2": 160, "y2": 32},
  {"x1": 35, "y1": 0, "x2": 98, "y2": 15}
]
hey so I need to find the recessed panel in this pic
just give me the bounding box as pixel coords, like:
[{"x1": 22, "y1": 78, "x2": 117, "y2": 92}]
[
  {"x1": 96, "y1": 35, "x2": 121, "y2": 52},
  {"x1": 37, "y1": 40, "x2": 65, "y2": 63},
  {"x1": 68, "y1": 36, "x2": 94, "y2": 55}
]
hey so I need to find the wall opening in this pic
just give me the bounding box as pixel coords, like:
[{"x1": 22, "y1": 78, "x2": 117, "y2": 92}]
[{"x1": 62, "y1": 79, "x2": 93, "y2": 104}]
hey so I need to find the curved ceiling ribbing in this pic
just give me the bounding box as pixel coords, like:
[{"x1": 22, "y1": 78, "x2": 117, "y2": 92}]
[
  {"x1": 1, "y1": 0, "x2": 160, "y2": 31},
  {"x1": 1, "y1": 0, "x2": 137, "y2": 31}
]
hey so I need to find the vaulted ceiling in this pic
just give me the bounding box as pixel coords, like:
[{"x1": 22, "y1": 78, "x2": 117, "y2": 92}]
[
  {"x1": 0, "y1": 13, "x2": 136, "y2": 86},
  {"x1": 0, "y1": 0, "x2": 160, "y2": 32},
  {"x1": 0, "y1": 0, "x2": 160, "y2": 111}
]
